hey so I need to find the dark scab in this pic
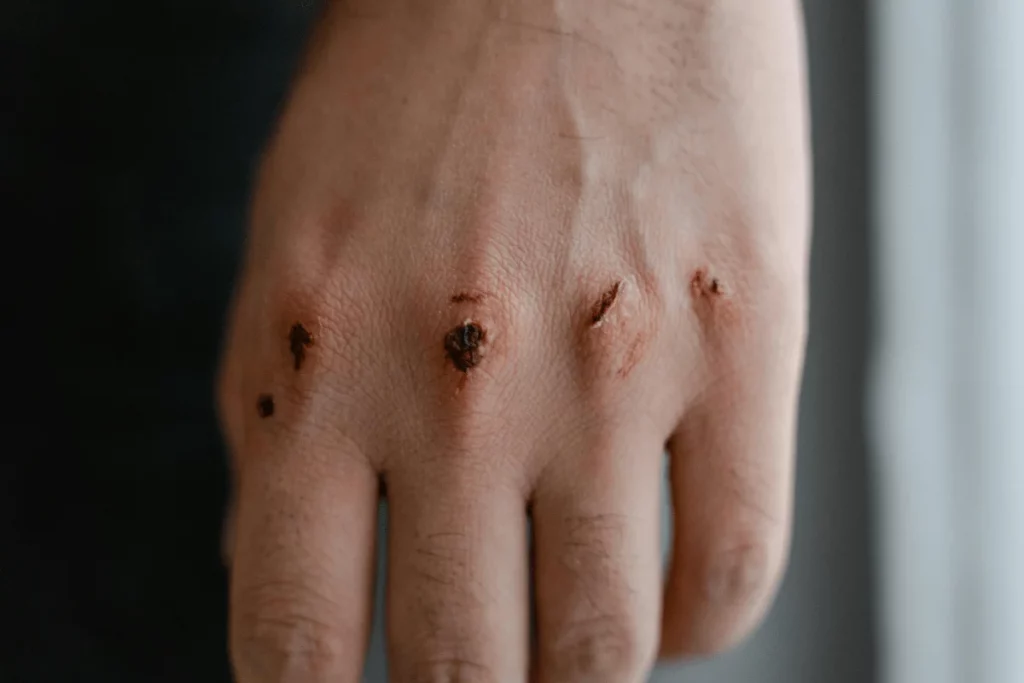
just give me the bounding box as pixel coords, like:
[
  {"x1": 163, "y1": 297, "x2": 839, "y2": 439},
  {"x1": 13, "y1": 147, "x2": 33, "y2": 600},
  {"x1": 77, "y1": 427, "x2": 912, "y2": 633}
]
[
  {"x1": 289, "y1": 322, "x2": 313, "y2": 371},
  {"x1": 445, "y1": 322, "x2": 484, "y2": 373},
  {"x1": 591, "y1": 281, "x2": 622, "y2": 326},
  {"x1": 691, "y1": 269, "x2": 725, "y2": 298},
  {"x1": 450, "y1": 292, "x2": 483, "y2": 304},
  {"x1": 257, "y1": 394, "x2": 275, "y2": 418}
]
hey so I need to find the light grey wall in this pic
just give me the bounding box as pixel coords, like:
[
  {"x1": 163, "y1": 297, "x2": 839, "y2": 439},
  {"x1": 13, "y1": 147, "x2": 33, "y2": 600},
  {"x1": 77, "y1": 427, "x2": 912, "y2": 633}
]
[{"x1": 364, "y1": 0, "x2": 877, "y2": 680}]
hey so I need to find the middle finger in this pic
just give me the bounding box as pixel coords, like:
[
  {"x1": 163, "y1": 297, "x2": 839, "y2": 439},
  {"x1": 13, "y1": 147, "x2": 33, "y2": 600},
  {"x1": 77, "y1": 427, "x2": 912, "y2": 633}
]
[{"x1": 386, "y1": 456, "x2": 530, "y2": 682}]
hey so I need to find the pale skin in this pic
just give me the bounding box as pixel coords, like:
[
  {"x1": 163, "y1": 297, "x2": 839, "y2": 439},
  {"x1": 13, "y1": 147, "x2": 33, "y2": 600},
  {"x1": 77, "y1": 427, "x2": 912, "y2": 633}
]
[{"x1": 218, "y1": 0, "x2": 811, "y2": 680}]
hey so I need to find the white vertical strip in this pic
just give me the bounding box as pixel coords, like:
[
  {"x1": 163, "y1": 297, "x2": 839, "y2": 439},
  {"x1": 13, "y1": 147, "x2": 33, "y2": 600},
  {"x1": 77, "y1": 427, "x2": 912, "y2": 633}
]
[
  {"x1": 962, "y1": 2, "x2": 1024, "y2": 682},
  {"x1": 870, "y1": 1, "x2": 960, "y2": 683}
]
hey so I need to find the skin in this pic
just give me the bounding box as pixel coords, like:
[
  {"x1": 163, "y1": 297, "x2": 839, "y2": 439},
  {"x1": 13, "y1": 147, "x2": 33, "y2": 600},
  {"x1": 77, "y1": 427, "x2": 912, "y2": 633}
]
[{"x1": 218, "y1": 0, "x2": 811, "y2": 681}]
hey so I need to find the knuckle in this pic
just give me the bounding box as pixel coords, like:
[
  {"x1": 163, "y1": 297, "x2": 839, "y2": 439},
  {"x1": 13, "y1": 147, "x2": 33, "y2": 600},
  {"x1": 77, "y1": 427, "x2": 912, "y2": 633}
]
[
  {"x1": 274, "y1": 285, "x2": 373, "y2": 375},
  {"x1": 698, "y1": 538, "x2": 780, "y2": 609},
  {"x1": 435, "y1": 285, "x2": 523, "y2": 380},
  {"x1": 576, "y1": 273, "x2": 662, "y2": 383},
  {"x1": 546, "y1": 614, "x2": 653, "y2": 682},
  {"x1": 563, "y1": 512, "x2": 629, "y2": 556},
  {"x1": 679, "y1": 536, "x2": 785, "y2": 656},
  {"x1": 231, "y1": 582, "x2": 350, "y2": 682},
  {"x1": 220, "y1": 276, "x2": 396, "y2": 444},
  {"x1": 403, "y1": 656, "x2": 497, "y2": 683},
  {"x1": 687, "y1": 248, "x2": 806, "y2": 361}
]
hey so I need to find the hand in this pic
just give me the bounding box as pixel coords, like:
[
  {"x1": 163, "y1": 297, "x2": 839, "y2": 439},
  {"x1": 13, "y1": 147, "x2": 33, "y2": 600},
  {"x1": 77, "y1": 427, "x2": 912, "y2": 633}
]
[{"x1": 218, "y1": 1, "x2": 810, "y2": 680}]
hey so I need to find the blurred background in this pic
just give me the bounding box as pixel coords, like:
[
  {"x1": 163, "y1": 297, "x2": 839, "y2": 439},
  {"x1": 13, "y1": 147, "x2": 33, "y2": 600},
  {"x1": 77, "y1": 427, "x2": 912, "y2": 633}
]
[{"x1": 2, "y1": 0, "x2": 1020, "y2": 681}]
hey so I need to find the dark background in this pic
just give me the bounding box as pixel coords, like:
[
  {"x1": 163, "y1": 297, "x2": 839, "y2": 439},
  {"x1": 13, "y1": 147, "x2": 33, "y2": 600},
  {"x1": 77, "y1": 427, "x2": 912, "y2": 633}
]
[
  {"x1": 2, "y1": 3, "x2": 314, "y2": 680},
  {"x1": 1, "y1": 1, "x2": 875, "y2": 681}
]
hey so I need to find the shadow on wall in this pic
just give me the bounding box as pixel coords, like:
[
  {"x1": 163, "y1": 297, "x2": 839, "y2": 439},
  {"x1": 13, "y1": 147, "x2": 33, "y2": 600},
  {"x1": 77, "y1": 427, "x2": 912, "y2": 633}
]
[{"x1": 1, "y1": 2, "x2": 316, "y2": 681}]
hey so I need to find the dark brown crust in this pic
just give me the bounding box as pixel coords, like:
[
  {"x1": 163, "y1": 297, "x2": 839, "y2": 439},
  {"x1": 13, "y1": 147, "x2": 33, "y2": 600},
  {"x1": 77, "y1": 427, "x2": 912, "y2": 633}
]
[
  {"x1": 590, "y1": 281, "x2": 622, "y2": 326},
  {"x1": 257, "y1": 394, "x2": 275, "y2": 418},
  {"x1": 450, "y1": 292, "x2": 484, "y2": 304},
  {"x1": 444, "y1": 322, "x2": 485, "y2": 372},
  {"x1": 289, "y1": 323, "x2": 313, "y2": 371}
]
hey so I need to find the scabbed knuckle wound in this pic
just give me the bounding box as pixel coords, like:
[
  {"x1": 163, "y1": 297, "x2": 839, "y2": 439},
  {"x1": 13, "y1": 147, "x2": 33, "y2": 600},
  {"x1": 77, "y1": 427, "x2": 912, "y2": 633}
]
[
  {"x1": 252, "y1": 281, "x2": 380, "y2": 424},
  {"x1": 439, "y1": 287, "x2": 522, "y2": 390},
  {"x1": 579, "y1": 276, "x2": 658, "y2": 381},
  {"x1": 251, "y1": 320, "x2": 315, "y2": 423},
  {"x1": 444, "y1": 321, "x2": 486, "y2": 373}
]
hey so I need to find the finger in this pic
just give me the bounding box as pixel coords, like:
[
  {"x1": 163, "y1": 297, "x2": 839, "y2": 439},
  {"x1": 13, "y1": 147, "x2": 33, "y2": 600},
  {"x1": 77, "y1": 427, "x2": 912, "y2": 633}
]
[
  {"x1": 660, "y1": 329, "x2": 803, "y2": 657},
  {"x1": 230, "y1": 437, "x2": 379, "y2": 683},
  {"x1": 532, "y1": 429, "x2": 663, "y2": 683},
  {"x1": 386, "y1": 463, "x2": 529, "y2": 683}
]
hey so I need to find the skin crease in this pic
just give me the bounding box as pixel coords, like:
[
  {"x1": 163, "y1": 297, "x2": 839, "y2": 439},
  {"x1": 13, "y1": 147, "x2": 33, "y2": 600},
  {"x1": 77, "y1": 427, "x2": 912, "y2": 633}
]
[{"x1": 217, "y1": 0, "x2": 811, "y2": 681}]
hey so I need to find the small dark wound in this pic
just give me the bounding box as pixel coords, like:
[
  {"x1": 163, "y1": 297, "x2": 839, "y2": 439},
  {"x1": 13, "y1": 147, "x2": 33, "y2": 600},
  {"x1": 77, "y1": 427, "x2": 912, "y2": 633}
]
[
  {"x1": 591, "y1": 281, "x2": 622, "y2": 325},
  {"x1": 289, "y1": 323, "x2": 313, "y2": 370},
  {"x1": 451, "y1": 292, "x2": 483, "y2": 304},
  {"x1": 691, "y1": 269, "x2": 725, "y2": 298},
  {"x1": 444, "y1": 322, "x2": 484, "y2": 373},
  {"x1": 257, "y1": 394, "x2": 275, "y2": 418}
]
